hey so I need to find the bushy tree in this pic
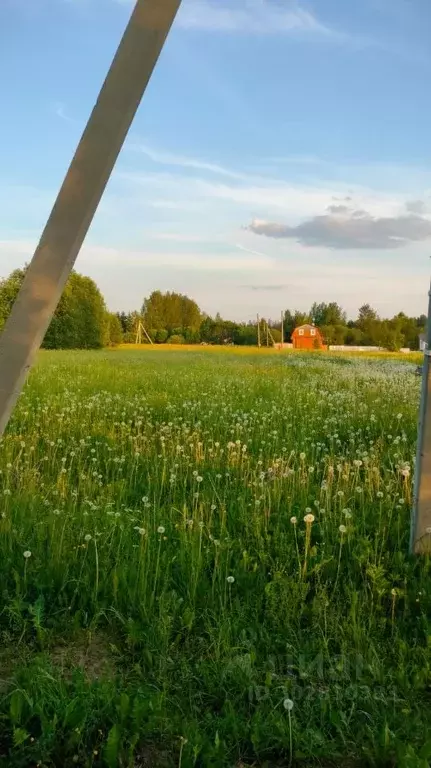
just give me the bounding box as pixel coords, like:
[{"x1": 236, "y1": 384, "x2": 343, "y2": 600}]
[
  {"x1": 310, "y1": 301, "x2": 346, "y2": 326},
  {"x1": 142, "y1": 291, "x2": 201, "y2": 333},
  {"x1": 154, "y1": 328, "x2": 168, "y2": 344},
  {"x1": 106, "y1": 313, "x2": 123, "y2": 346},
  {"x1": 168, "y1": 334, "x2": 185, "y2": 345},
  {"x1": 0, "y1": 267, "x2": 27, "y2": 332},
  {"x1": 0, "y1": 267, "x2": 107, "y2": 349}
]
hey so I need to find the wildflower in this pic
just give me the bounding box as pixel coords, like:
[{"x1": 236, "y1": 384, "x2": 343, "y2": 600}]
[
  {"x1": 84, "y1": 534, "x2": 92, "y2": 542},
  {"x1": 283, "y1": 698, "x2": 294, "y2": 711},
  {"x1": 134, "y1": 527, "x2": 146, "y2": 535},
  {"x1": 157, "y1": 526, "x2": 165, "y2": 534},
  {"x1": 227, "y1": 576, "x2": 235, "y2": 584},
  {"x1": 290, "y1": 516, "x2": 297, "y2": 525},
  {"x1": 343, "y1": 509, "x2": 352, "y2": 519},
  {"x1": 304, "y1": 513, "x2": 315, "y2": 524},
  {"x1": 23, "y1": 550, "x2": 32, "y2": 559},
  {"x1": 339, "y1": 524, "x2": 347, "y2": 534},
  {"x1": 196, "y1": 476, "x2": 203, "y2": 483},
  {"x1": 377, "y1": 491, "x2": 383, "y2": 499},
  {"x1": 426, "y1": 527, "x2": 431, "y2": 535}
]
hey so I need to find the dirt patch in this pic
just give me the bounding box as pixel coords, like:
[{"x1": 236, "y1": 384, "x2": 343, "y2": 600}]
[
  {"x1": 133, "y1": 745, "x2": 173, "y2": 768},
  {"x1": 49, "y1": 631, "x2": 116, "y2": 681},
  {"x1": 0, "y1": 646, "x2": 26, "y2": 693}
]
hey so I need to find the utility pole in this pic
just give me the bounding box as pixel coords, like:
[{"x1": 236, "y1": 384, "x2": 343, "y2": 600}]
[
  {"x1": 257, "y1": 314, "x2": 261, "y2": 348},
  {"x1": 136, "y1": 322, "x2": 142, "y2": 345},
  {"x1": 411, "y1": 280, "x2": 431, "y2": 554},
  {"x1": 266, "y1": 321, "x2": 269, "y2": 347},
  {"x1": 0, "y1": 0, "x2": 182, "y2": 438},
  {"x1": 280, "y1": 310, "x2": 284, "y2": 349}
]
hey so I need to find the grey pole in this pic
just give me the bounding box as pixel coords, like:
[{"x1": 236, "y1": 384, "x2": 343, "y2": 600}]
[
  {"x1": 411, "y1": 280, "x2": 431, "y2": 554},
  {"x1": 0, "y1": 0, "x2": 182, "y2": 437}
]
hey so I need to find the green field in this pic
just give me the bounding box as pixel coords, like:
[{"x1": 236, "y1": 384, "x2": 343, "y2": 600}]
[{"x1": 0, "y1": 349, "x2": 430, "y2": 767}]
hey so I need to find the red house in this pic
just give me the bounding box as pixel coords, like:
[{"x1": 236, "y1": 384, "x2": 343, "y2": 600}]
[{"x1": 291, "y1": 324, "x2": 325, "y2": 350}]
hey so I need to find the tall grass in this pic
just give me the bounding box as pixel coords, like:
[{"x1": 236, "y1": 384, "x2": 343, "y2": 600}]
[{"x1": 0, "y1": 349, "x2": 429, "y2": 767}]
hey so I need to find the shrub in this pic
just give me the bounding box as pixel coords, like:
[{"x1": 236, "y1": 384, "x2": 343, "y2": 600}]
[{"x1": 168, "y1": 334, "x2": 185, "y2": 345}]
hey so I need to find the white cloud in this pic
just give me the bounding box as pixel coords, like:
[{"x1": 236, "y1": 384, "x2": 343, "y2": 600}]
[
  {"x1": 119, "y1": 167, "x2": 406, "y2": 222},
  {"x1": 176, "y1": 0, "x2": 336, "y2": 37},
  {"x1": 129, "y1": 143, "x2": 246, "y2": 180},
  {"x1": 52, "y1": 102, "x2": 75, "y2": 123},
  {"x1": 112, "y1": 0, "x2": 336, "y2": 37}
]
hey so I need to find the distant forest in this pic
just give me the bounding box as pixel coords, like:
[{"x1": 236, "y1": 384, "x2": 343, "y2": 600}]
[
  {"x1": 119, "y1": 291, "x2": 426, "y2": 351},
  {"x1": 0, "y1": 268, "x2": 426, "y2": 351}
]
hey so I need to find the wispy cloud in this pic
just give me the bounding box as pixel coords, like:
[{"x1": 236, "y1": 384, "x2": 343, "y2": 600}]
[
  {"x1": 52, "y1": 102, "x2": 75, "y2": 123},
  {"x1": 129, "y1": 142, "x2": 247, "y2": 180},
  {"x1": 243, "y1": 283, "x2": 290, "y2": 291},
  {"x1": 176, "y1": 0, "x2": 337, "y2": 37}
]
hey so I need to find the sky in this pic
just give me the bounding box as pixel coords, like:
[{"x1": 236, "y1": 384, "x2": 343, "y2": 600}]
[{"x1": 1, "y1": 0, "x2": 431, "y2": 321}]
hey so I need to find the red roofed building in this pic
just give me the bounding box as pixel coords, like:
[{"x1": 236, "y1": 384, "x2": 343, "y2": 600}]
[{"x1": 291, "y1": 323, "x2": 325, "y2": 350}]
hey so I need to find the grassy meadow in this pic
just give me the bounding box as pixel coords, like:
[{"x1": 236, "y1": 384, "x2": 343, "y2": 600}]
[{"x1": 0, "y1": 347, "x2": 430, "y2": 767}]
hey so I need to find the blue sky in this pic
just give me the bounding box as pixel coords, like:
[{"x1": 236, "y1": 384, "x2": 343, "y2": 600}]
[{"x1": 1, "y1": 0, "x2": 431, "y2": 321}]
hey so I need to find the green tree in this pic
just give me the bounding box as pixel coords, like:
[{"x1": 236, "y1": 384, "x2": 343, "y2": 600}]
[
  {"x1": 154, "y1": 328, "x2": 168, "y2": 344},
  {"x1": 44, "y1": 272, "x2": 107, "y2": 349},
  {"x1": 320, "y1": 324, "x2": 346, "y2": 345},
  {"x1": 356, "y1": 304, "x2": 380, "y2": 345},
  {"x1": 0, "y1": 267, "x2": 108, "y2": 349},
  {"x1": 310, "y1": 301, "x2": 346, "y2": 327},
  {"x1": 142, "y1": 291, "x2": 201, "y2": 333},
  {"x1": 168, "y1": 334, "x2": 185, "y2": 345},
  {"x1": 0, "y1": 267, "x2": 27, "y2": 332},
  {"x1": 106, "y1": 313, "x2": 123, "y2": 346}
]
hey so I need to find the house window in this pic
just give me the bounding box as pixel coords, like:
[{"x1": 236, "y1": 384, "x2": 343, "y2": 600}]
[
  {"x1": 310, "y1": 328, "x2": 316, "y2": 336},
  {"x1": 298, "y1": 329, "x2": 304, "y2": 336}
]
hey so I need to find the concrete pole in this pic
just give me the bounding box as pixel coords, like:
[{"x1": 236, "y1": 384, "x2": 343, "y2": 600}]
[
  {"x1": 411, "y1": 280, "x2": 431, "y2": 553},
  {"x1": 257, "y1": 314, "x2": 261, "y2": 348},
  {"x1": 0, "y1": 0, "x2": 182, "y2": 437}
]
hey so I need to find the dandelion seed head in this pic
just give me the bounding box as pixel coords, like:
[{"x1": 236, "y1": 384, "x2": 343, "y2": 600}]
[{"x1": 23, "y1": 550, "x2": 32, "y2": 559}]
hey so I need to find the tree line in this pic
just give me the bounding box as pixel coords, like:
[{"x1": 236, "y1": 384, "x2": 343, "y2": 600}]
[
  {"x1": 118, "y1": 292, "x2": 426, "y2": 351},
  {"x1": 0, "y1": 269, "x2": 426, "y2": 351}
]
